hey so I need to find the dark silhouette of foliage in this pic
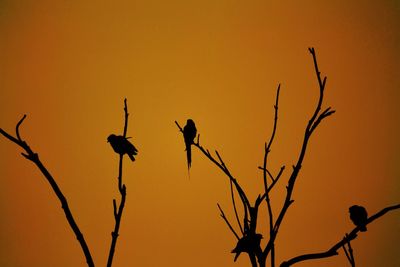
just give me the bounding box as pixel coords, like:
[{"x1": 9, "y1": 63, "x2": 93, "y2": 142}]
[{"x1": 175, "y1": 48, "x2": 400, "y2": 267}]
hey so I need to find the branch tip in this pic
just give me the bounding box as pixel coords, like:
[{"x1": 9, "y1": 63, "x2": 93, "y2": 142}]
[
  {"x1": 16, "y1": 114, "x2": 27, "y2": 141},
  {"x1": 174, "y1": 121, "x2": 183, "y2": 132}
]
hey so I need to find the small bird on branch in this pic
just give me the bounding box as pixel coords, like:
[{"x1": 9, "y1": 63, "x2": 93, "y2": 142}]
[
  {"x1": 349, "y1": 205, "x2": 368, "y2": 232},
  {"x1": 231, "y1": 233, "x2": 263, "y2": 262},
  {"x1": 183, "y1": 119, "x2": 197, "y2": 169},
  {"x1": 107, "y1": 134, "x2": 138, "y2": 161}
]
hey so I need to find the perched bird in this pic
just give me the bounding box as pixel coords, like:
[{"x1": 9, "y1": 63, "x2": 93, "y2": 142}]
[
  {"x1": 107, "y1": 134, "x2": 138, "y2": 161},
  {"x1": 349, "y1": 205, "x2": 368, "y2": 232},
  {"x1": 183, "y1": 119, "x2": 197, "y2": 169},
  {"x1": 231, "y1": 233, "x2": 263, "y2": 262}
]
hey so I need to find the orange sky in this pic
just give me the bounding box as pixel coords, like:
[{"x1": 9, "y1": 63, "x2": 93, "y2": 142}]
[{"x1": 0, "y1": 1, "x2": 399, "y2": 267}]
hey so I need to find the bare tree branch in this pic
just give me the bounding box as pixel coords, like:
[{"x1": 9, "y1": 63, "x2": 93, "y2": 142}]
[
  {"x1": 259, "y1": 166, "x2": 285, "y2": 202},
  {"x1": 175, "y1": 48, "x2": 335, "y2": 267},
  {"x1": 342, "y1": 234, "x2": 356, "y2": 267},
  {"x1": 0, "y1": 116, "x2": 95, "y2": 267},
  {"x1": 262, "y1": 84, "x2": 281, "y2": 267},
  {"x1": 175, "y1": 120, "x2": 252, "y2": 234},
  {"x1": 230, "y1": 178, "x2": 245, "y2": 235},
  {"x1": 15, "y1": 114, "x2": 26, "y2": 141},
  {"x1": 106, "y1": 98, "x2": 130, "y2": 267},
  {"x1": 216, "y1": 149, "x2": 246, "y2": 233},
  {"x1": 174, "y1": 120, "x2": 183, "y2": 132},
  {"x1": 280, "y1": 204, "x2": 400, "y2": 267},
  {"x1": 123, "y1": 98, "x2": 129, "y2": 139},
  {"x1": 217, "y1": 203, "x2": 240, "y2": 240},
  {"x1": 262, "y1": 47, "x2": 335, "y2": 260}
]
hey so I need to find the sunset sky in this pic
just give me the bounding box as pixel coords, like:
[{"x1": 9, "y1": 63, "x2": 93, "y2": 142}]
[{"x1": 1, "y1": 1, "x2": 399, "y2": 267}]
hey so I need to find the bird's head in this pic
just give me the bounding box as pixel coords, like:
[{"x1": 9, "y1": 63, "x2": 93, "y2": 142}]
[
  {"x1": 107, "y1": 134, "x2": 117, "y2": 143},
  {"x1": 349, "y1": 205, "x2": 361, "y2": 213},
  {"x1": 187, "y1": 119, "x2": 195, "y2": 127}
]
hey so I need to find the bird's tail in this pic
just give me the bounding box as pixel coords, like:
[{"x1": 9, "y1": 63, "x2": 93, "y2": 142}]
[
  {"x1": 128, "y1": 153, "x2": 135, "y2": 161},
  {"x1": 360, "y1": 225, "x2": 367, "y2": 232},
  {"x1": 233, "y1": 252, "x2": 240, "y2": 262},
  {"x1": 185, "y1": 143, "x2": 192, "y2": 170}
]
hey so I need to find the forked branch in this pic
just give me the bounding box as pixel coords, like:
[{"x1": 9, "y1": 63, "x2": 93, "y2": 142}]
[
  {"x1": 0, "y1": 116, "x2": 95, "y2": 267},
  {"x1": 262, "y1": 84, "x2": 282, "y2": 267},
  {"x1": 174, "y1": 48, "x2": 398, "y2": 267},
  {"x1": 262, "y1": 47, "x2": 335, "y2": 260},
  {"x1": 175, "y1": 121, "x2": 252, "y2": 238},
  {"x1": 106, "y1": 98, "x2": 130, "y2": 267},
  {"x1": 280, "y1": 204, "x2": 400, "y2": 267}
]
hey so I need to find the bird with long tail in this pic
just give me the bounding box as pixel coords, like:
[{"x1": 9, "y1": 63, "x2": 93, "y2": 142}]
[{"x1": 183, "y1": 119, "x2": 197, "y2": 170}]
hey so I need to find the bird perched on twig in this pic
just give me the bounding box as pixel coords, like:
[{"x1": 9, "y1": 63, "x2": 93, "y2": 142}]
[
  {"x1": 183, "y1": 119, "x2": 197, "y2": 169},
  {"x1": 349, "y1": 205, "x2": 368, "y2": 232},
  {"x1": 231, "y1": 233, "x2": 263, "y2": 262},
  {"x1": 107, "y1": 134, "x2": 138, "y2": 161}
]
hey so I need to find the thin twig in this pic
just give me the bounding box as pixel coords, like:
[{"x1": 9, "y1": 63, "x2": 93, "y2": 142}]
[
  {"x1": 198, "y1": 145, "x2": 251, "y2": 213},
  {"x1": 15, "y1": 114, "x2": 26, "y2": 141},
  {"x1": 230, "y1": 179, "x2": 244, "y2": 235},
  {"x1": 217, "y1": 203, "x2": 240, "y2": 240},
  {"x1": 216, "y1": 149, "x2": 245, "y2": 234},
  {"x1": 342, "y1": 242, "x2": 351, "y2": 266},
  {"x1": 347, "y1": 237, "x2": 355, "y2": 267},
  {"x1": 345, "y1": 234, "x2": 356, "y2": 267},
  {"x1": 342, "y1": 234, "x2": 356, "y2": 267},
  {"x1": 106, "y1": 99, "x2": 130, "y2": 267},
  {"x1": 258, "y1": 166, "x2": 278, "y2": 182},
  {"x1": 113, "y1": 199, "x2": 118, "y2": 218},
  {"x1": 175, "y1": 120, "x2": 183, "y2": 132},
  {"x1": 280, "y1": 204, "x2": 400, "y2": 267},
  {"x1": 259, "y1": 166, "x2": 285, "y2": 202},
  {"x1": 0, "y1": 116, "x2": 95, "y2": 267}
]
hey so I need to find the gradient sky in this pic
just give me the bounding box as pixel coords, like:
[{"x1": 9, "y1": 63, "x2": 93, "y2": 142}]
[{"x1": 1, "y1": 1, "x2": 399, "y2": 267}]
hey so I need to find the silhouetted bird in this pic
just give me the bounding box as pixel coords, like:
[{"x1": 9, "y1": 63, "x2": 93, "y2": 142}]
[
  {"x1": 231, "y1": 233, "x2": 263, "y2": 262},
  {"x1": 107, "y1": 134, "x2": 138, "y2": 161},
  {"x1": 183, "y1": 119, "x2": 197, "y2": 169},
  {"x1": 349, "y1": 205, "x2": 368, "y2": 232}
]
